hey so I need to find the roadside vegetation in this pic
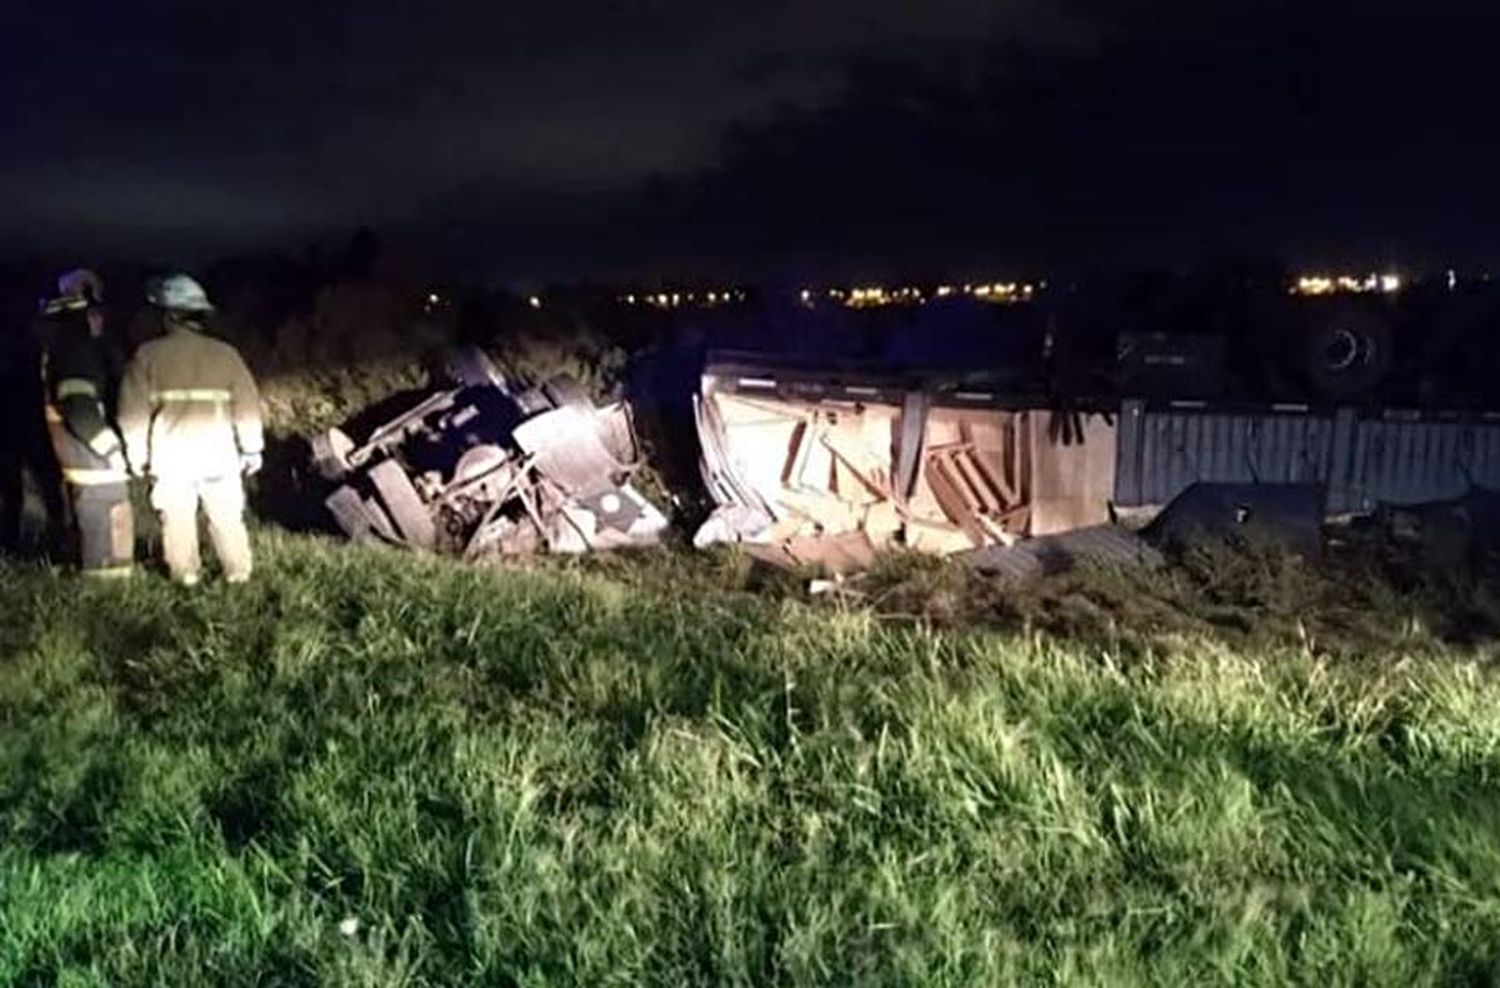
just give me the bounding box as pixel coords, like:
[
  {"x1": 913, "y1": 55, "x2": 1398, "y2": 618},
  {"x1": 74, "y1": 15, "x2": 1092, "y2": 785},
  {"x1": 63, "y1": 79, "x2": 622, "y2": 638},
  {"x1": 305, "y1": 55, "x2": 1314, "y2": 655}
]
[
  {"x1": 6, "y1": 300, "x2": 1500, "y2": 983},
  {"x1": 4, "y1": 528, "x2": 1500, "y2": 984}
]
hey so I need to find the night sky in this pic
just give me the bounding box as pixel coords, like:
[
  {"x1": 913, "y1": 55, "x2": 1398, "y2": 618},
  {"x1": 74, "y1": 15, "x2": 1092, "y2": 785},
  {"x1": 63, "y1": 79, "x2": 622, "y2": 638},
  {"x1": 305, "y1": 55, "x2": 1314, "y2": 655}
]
[{"x1": 4, "y1": 0, "x2": 1497, "y2": 279}]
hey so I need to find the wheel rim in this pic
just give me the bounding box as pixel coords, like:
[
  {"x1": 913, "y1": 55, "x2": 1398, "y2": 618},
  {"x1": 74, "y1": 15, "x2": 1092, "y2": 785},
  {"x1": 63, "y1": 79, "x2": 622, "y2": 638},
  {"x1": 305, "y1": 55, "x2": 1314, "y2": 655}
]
[{"x1": 1320, "y1": 328, "x2": 1361, "y2": 373}]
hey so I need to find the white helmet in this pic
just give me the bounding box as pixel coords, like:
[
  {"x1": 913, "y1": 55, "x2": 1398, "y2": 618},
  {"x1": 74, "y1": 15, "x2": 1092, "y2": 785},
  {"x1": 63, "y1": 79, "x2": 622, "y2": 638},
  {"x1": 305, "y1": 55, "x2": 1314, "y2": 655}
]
[{"x1": 146, "y1": 272, "x2": 215, "y2": 313}]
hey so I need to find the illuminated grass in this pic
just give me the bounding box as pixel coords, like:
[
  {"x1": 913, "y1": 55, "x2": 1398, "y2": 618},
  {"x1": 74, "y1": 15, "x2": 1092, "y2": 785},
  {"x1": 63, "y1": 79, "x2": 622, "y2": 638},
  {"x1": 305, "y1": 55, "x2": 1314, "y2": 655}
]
[{"x1": 3, "y1": 531, "x2": 1500, "y2": 984}]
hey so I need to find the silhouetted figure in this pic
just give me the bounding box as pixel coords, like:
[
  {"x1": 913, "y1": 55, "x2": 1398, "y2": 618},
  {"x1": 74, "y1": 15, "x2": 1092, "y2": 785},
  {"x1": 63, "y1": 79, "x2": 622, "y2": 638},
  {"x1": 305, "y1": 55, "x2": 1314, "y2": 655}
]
[{"x1": 0, "y1": 282, "x2": 66, "y2": 555}]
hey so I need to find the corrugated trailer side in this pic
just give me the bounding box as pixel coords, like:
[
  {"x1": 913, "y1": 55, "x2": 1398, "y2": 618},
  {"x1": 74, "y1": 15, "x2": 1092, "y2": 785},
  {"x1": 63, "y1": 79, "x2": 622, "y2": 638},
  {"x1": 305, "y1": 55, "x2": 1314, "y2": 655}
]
[{"x1": 1116, "y1": 401, "x2": 1500, "y2": 513}]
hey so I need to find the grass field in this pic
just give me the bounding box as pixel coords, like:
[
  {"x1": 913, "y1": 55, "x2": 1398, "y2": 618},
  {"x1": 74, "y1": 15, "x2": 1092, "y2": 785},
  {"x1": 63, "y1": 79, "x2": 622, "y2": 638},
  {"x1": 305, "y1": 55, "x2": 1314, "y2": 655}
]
[{"x1": 4, "y1": 530, "x2": 1500, "y2": 985}]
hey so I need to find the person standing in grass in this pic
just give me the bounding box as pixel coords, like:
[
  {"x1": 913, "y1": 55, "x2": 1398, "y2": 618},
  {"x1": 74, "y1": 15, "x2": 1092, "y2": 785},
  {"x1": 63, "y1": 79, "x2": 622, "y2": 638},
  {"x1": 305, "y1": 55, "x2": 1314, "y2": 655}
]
[
  {"x1": 118, "y1": 273, "x2": 264, "y2": 586},
  {"x1": 35, "y1": 269, "x2": 134, "y2": 576},
  {"x1": 0, "y1": 275, "x2": 67, "y2": 556}
]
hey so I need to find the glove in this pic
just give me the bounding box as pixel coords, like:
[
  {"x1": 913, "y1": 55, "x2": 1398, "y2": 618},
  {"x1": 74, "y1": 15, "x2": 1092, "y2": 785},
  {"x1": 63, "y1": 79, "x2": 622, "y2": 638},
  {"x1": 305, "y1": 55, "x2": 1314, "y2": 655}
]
[{"x1": 241, "y1": 452, "x2": 264, "y2": 477}]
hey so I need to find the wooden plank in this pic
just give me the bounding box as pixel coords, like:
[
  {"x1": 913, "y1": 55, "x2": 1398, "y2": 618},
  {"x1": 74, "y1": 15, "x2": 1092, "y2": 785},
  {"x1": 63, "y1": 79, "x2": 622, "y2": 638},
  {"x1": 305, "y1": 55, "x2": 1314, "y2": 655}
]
[
  {"x1": 924, "y1": 454, "x2": 986, "y2": 545},
  {"x1": 904, "y1": 517, "x2": 979, "y2": 555},
  {"x1": 862, "y1": 500, "x2": 904, "y2": 539},
  {"x1": 782, "y1": 419, "x2": 811, "y2": 488},
  {"x1": 784, "y1": 531, "x2": 879, "y2": 574},
  {"x1": 777, "y1": 489, "x2": 863, "y2": 533},
  {"x1": 822, "y1": 431, "x2": 893, "y2": 500},
  {"x1": 713, "y1": 392, "x2": 813, "y2": 424},
  {"x1": 959, "y1": 420, "x2": 1018, "y2": 508},
  {"x1": 796, "y1": 422, "x2": 835, "y2": 493},
  {"x1": 952, "y1": 449, "x2": 1005, "y2": 513}
]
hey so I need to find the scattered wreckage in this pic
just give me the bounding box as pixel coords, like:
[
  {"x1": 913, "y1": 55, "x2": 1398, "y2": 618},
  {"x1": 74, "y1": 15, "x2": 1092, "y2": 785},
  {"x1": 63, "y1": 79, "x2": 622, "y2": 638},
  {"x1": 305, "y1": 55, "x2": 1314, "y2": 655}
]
[
  {"x1": 691, "y1": 354, "x2": 1122, "y2": 572},
  {"x1": 307, "y1": 342, "x2": 1500, "y2": 577},
  {"x1": 308, "y1": 347, "x2": 667, "y2": 558},
  {"x1": 689, "y1": 352, "x2": 1500, "y2": 574}
]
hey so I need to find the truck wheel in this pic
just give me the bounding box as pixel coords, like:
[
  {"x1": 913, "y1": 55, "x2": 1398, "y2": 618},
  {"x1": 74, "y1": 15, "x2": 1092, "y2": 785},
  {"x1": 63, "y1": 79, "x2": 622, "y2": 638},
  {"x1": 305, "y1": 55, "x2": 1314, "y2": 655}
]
[
  {"x1": 368, "y1": 460, "x2": 437, "y2": 550},
  {"x1": 310, "y1": 427, "x2": 355, "y2": 481},
  {"x1": 1300, "y1": 308, "x2": 1392, "y2": 401}
]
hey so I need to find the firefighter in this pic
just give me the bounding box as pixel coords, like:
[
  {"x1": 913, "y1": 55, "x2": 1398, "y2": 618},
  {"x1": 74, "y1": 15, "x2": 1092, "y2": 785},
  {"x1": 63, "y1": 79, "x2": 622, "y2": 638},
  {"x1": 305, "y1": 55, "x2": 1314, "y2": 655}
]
[
  {"x1": 36, "y1": 269, "x2": 133, "y2": 576},
  {"x1": 118, "y1": 274, "x2": 264, "y2": 586}
]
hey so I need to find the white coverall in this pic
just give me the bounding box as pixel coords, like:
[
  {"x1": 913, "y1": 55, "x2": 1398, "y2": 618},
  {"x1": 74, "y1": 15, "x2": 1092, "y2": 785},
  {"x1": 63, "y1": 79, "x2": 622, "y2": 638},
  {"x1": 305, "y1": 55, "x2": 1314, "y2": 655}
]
[{"x1": 118, "y1": 323, "x2": 264, "y2": 584}]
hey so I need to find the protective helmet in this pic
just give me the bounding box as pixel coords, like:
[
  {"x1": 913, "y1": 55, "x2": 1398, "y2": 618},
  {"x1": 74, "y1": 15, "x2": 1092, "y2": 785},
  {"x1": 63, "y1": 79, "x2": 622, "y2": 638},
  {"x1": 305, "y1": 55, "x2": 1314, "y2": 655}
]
[
  {"x1": 58, "y1": 268, "x2": 104, "y2": 303},
  {"x1": 146, "y1": 272, "x2": 215, "y2": 313},
  {"x1": 40, "y1": 267, "x2": 104, "y2": 315}
]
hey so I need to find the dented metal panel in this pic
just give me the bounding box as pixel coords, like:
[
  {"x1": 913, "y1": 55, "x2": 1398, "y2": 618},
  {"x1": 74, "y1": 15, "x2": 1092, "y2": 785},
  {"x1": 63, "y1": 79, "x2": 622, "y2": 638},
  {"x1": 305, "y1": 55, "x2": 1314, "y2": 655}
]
[{"x1": 1114, "y1": 401, "x2": 1336, "y2": 508}]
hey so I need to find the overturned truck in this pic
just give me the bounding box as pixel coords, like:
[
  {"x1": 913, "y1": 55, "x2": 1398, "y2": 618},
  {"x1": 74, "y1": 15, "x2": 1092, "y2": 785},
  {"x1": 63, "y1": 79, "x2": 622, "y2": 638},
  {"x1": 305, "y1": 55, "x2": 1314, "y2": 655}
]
[
  {"x1": 692, "y1": 351, "x2": 1500, "y2": 571},
  {"x1": 307, "y1": 340, "x2": 1500, "y2": 573},
  {"x1": 693, "y1": 353, "x2": 1119, "y2": 570},
  {"x1": 308, "y1": 348, "x2": 667, "y2": 558}
]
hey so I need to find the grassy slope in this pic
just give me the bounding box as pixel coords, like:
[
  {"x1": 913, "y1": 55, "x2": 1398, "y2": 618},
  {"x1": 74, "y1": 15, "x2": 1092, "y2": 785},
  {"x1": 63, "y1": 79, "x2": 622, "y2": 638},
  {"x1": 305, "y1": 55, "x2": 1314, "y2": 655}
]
[{"x1": 3, "y1": 532, "x2": 1500, "y2": 985}]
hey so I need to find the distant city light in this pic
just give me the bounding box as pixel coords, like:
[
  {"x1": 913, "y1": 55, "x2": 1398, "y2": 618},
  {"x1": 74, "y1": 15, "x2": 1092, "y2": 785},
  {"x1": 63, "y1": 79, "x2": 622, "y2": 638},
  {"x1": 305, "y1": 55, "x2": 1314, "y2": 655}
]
[
  {"x1": 528, "y1": 295, "x2": 542, "y2": 309},
  {"x1": 1447, "y1": 269, "x2": 1457, "y2": 292},
  {"x1": 1291, "y1": 272, "x2": 1403, "y2": 297}
]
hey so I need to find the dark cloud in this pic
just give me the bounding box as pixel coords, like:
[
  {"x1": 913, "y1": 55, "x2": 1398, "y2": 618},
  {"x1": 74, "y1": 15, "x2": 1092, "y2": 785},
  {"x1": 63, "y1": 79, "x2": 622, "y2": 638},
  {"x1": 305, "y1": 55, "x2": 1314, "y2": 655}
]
[
  {"x1": 3, "y1": 0, "x2": 1497, "y2": 275},
  {"x1": 2, "y1": 0, "x2": 1040, "y2": 260},
  {"x1": 640, "y1": 0, "x2": 1500, "y2": 275}
]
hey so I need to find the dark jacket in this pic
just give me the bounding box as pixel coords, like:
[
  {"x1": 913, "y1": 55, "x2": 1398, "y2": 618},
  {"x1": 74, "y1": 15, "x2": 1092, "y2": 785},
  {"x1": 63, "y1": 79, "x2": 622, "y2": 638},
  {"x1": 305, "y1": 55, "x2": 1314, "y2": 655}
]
[{"x1": 40, "y1": 312, "x2": 126, "y2": 484}]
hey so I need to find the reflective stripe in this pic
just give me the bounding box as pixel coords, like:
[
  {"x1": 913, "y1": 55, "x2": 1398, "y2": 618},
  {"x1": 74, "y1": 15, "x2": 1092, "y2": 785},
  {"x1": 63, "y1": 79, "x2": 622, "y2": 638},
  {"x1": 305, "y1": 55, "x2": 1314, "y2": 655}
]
[
  {"x1": 41, "y1": 296, "x2": 90, "y2": 316},
  {"x1": 64, "y1": 467, "x2": 128, "y2": 485},
  {"x1": 87, "y1": 430, "x2": 121, "y2": 458},
  {"x1": 56, "y1": 377, "x2": 99, "y2": 400},
  {"x1": 82, "y1": 565, "x2": 134, "y2": 579},
  {"x1": 155, "y1": 388, "x2": 232, "y2": 403}
]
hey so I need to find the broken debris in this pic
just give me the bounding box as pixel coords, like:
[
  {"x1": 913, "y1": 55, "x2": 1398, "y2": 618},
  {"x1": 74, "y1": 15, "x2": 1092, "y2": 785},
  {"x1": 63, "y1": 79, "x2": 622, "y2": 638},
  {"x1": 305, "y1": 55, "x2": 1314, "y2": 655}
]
[
  {"x1": 967, "y1": 524, "x2": 1163, "y2": 582},
  {"x1": 311, "y1": 347, "x2": 668, "y2": 558},
  {"x1": 691, "y1": 357, "x2": 1117, "y2": 571}
]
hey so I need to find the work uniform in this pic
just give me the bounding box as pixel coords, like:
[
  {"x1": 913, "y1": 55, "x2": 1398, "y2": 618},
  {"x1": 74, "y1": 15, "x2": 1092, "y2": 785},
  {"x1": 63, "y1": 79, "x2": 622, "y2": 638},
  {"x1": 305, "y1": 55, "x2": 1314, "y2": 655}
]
[
  {"x1": 39, "y1": 310, "x2": 133, "y2": 575},
  {"x1": 118, "y1": 321, "x2": 263, "y2": 584}
]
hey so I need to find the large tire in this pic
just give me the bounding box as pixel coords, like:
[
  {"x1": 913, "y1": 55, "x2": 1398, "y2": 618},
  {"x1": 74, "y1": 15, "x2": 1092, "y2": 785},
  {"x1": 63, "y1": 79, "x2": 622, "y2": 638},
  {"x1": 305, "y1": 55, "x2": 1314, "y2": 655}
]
[
  {"x1": 368, "y1": 459, "x2": 437, "y2": 550},
  {"x1": 1300, "y1": 306, "x2": 1393, "y2": 401},
  {"x1": 309, "y1": 427, "x2": 355, "y2": 481}
]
